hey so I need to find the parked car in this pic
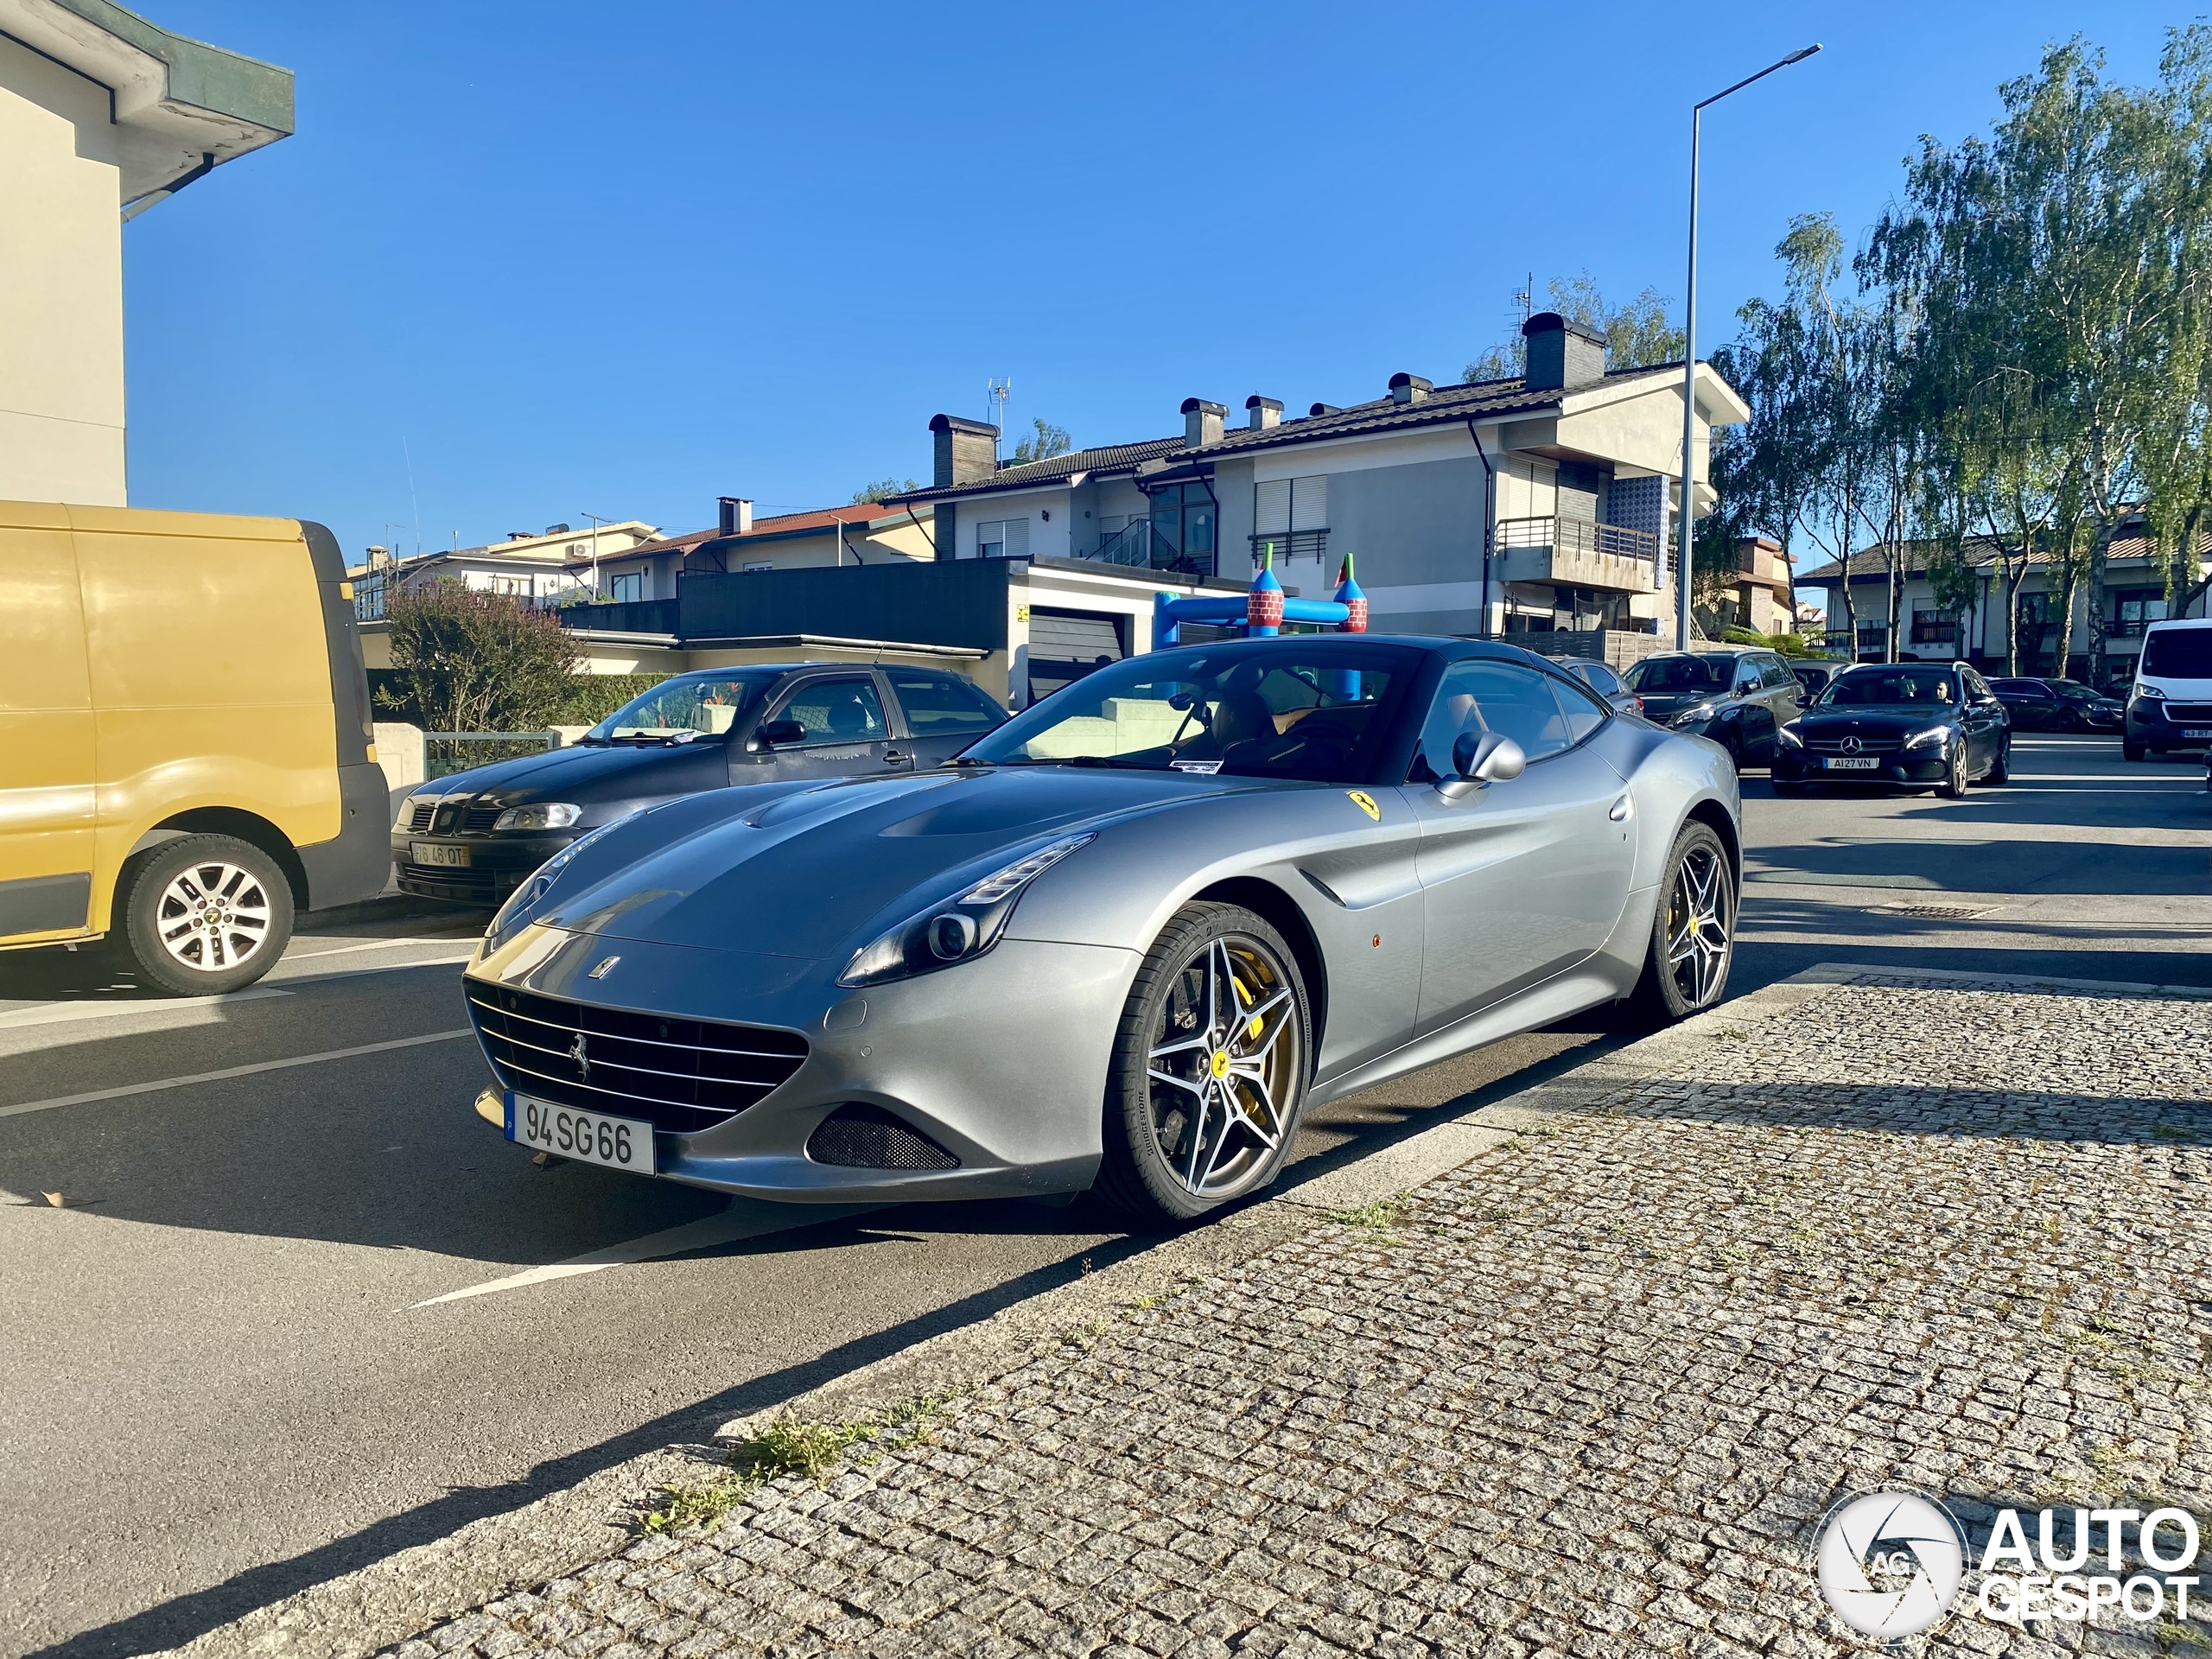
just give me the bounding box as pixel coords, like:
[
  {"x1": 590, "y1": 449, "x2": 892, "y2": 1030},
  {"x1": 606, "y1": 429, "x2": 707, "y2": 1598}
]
[
  {"x1": 1771, "y1": 661, "x2": 2011, "y2": 797},
  {"x1": 2125, "y1": 618, "x2": 2212, "y2": 760},
  {"x1": 1621, "y1": 648, "x2": 1807, "y2": 768},
  {"x1": 0, "y1": 501, "x2": 387, "y2": 995},
  {"x1": 395, "y1": 664, "x2": 1007, "y2": 905},
  {"x1": 1989, "y1": 676, "x2": 2124, "y2": 732},
  {"x1": 1561, "y1": 658, "x2": 1642, "y2": 716},
  {"x1": 1790, "y1": 663, "x2": 1837, "y2": 697},
  {"x1": 461, "y1": 636, "x2": 1741, "y2": 1225}
]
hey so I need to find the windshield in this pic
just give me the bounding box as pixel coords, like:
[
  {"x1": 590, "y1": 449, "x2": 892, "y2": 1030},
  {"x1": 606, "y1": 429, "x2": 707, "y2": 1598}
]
[
  {"x1": 1624, "y1": 655, "x2": 1732, "y2": 694},
  {"x1": 2142, "y1": 627, "x2": 2212, "y2": 680},
  {"x1": 1819, "y1": 668, "x2": 1958, "y2": 706},
  {"x1": 958, "y1": 642, "x2": 1420, "y2": 782},
  {"x1": 588, "y1": 674, "x2": 777, "y2": 742}
]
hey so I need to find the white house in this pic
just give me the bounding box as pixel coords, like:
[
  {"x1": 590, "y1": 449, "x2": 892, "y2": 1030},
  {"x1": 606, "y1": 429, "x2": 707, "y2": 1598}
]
[{"x1": 890, "y1": 314, "x2": 1749, "y2": 650}]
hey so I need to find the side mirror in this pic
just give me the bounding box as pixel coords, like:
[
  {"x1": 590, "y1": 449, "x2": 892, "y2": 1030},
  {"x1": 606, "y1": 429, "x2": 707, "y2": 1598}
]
[
  {"x1": 747, "y1": 718, "x2": 807, "y2": 753},
  {"x1": 1794, "y1": 694, "x2": 1809, "y2": 709},
  {"x1": 1436, "y1": 732, "x2": 1526, "y2": 800}
]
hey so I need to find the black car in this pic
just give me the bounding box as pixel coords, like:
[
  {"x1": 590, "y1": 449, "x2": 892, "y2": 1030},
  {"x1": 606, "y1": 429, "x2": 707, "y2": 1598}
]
[
  {"x1": 1771, "y1": 661, "x2": 2011, "y2": 797},
  {"x1": 1987, "y1": 676, "x2": 2124, "y2": 732},
  {"x1": 393, "y1": 664, "x2": 1007, "y2": 905},
  {"x1": 1620, "y1": 648, "x2": 1807, "y2": 767}
]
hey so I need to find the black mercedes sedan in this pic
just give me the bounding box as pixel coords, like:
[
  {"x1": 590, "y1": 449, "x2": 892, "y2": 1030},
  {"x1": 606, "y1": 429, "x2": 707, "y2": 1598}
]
[
  {"x1": 1771, "y1": 662, "x2": 2012, "y2": 797},
  {"x1": 393, "y1": 664, "x2": 1007, "y2": 905},
  {"x1": 1988, "y1": 676, "x2": 2124, "y2": 732}
]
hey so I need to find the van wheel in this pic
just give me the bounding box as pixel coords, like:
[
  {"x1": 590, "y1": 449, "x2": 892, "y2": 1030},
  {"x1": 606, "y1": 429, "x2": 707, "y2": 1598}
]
[{"x1": 117, "y1": 834, "x2": 294, "y2": 995}]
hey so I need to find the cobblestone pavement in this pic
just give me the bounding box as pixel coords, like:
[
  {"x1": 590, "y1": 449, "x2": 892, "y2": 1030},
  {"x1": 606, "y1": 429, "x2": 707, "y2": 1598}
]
[{"x1": 385, "y1": 979, "x2": 2212, "y2": 1658}]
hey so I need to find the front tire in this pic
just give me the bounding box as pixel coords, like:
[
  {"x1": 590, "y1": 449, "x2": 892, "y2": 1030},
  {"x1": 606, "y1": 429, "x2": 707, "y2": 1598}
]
[
  {"x1": 1624, "y1": 822, "x2": 1737, "y2": 1027},
  {"x1": 1939, "y1": 741, "x2": 1971, "y2": 798},
  {"x1": 2125, "y1": 739, "x2": 2147, "y2": 761},
  {"x1": 115, "y1": 833, "x2": 294, "y2": 996},
  {"x1": 1096, "y1": 902, "x2": 1310, "y2": 1226}
]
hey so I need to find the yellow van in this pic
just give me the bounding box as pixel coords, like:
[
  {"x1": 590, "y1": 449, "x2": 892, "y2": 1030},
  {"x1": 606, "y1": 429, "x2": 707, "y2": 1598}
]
[{"x1": 1, "y1": 502, "x2": 389, "y2": 994}]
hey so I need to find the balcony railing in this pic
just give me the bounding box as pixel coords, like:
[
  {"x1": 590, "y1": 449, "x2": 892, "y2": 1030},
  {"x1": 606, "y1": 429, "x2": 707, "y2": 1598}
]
[
  {"x1": 1497, "y1": 516, "x2": 1660, "y2": 562},
  {"x1": 1078, "y1": 520, "x2": 1216, "y2": 579},
  {"x1": 1247, "y1": 529, "x2": 1331, "y2": 564},
  {"x1": 1493, "y1": 516, "x2": 1660, "y2": 594}
]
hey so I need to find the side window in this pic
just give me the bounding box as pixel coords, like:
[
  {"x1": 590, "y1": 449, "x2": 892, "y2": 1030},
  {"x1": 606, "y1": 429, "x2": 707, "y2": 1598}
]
[
  {"x1": 1963, "y1": 668, "x2": 1993, "y2": 700},
  {"x1": 1548, "y1": 671, "x2": 1610, "y2": 743},
  {"x1": 1413, "y1": 660, "x2": 1575, "y2": 779},
  {"x1": 1762, "y1": 656, "x2": 1797, "y2": 690},
  {"x1": 888, "y1": 673, "x2": 1002, "y2": 735},
  {"x1": 772, "y1": 677, "x2": 887, "y2": 746},
  {"x1": 1580, "y1": 662, "x2": 1624, "y2": 697}
]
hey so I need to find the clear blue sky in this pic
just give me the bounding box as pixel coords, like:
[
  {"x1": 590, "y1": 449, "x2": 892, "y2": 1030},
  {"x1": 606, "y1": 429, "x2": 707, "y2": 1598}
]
[{"x1": 124, "y1": 1, "x2": 2188, "y2": 559}]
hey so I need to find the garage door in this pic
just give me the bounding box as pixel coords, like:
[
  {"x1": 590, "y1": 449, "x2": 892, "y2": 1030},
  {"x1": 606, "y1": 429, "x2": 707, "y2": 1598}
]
[{"x1": 1027, "y1": 609, "x2": 1125, "y2": 702}]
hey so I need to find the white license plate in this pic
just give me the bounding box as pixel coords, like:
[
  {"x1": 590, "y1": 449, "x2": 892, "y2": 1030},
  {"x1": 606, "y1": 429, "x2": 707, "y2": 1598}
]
[
  {"x1": 1824, "y1": 756, "x2": 1881, "y2": 771},
  {"x1": 2183, "y1": 728, "x2": 2212, "y2": 739},
  {"x1": 411, "y1": 841, "x2": 470, "y2": 867},
  {"x1": 505, "y1": 1091, "x2": 656, "y2": 1174}
]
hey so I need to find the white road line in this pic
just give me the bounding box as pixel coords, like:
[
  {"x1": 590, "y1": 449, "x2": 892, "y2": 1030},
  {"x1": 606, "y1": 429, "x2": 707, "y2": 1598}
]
[
  {"x1": 0, "y1": 985, "x2": 289, "y2": 1031},
  {"x1": 0, "y1": 1029, "x2": 475, "y2": 1120},
  {"x1": 273, "y1": 952, "x2": 479, "y2": 986},
  {"x1": 286, "y1": 932, "x2": 483, "y2": 961},
  {"x1": 410, "y1": 1201, "x2": 879, "y2": 1308}
]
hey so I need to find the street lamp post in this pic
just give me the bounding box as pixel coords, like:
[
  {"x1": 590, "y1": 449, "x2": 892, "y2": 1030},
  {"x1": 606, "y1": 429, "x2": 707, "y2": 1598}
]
[{"x1": 1675, "y1": 43, "x2": 1822, "y2": 651}]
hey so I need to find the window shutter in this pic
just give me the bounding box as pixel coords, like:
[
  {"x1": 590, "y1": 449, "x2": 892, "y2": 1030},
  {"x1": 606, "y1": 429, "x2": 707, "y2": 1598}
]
[
  {"x1": 1004, "y1": 517, "x2": 1030, "y2": 558},
  {"x1": 1290, "y1": 476, "x2": 1329, "y2": 531},
  {"x1": 1255, "y1": 479, "x2": 1291, "y2": 536}
]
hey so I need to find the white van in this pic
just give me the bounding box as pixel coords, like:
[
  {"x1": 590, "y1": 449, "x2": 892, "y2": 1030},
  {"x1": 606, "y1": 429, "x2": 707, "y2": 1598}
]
[{"x1": 2125, "y1": 617, "x2": 2212, "y2": 760}]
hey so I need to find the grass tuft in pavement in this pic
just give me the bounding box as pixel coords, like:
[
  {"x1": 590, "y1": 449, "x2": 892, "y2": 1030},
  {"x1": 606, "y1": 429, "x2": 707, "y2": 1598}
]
[{"x1": 639, "y1": 1395, "x2": 951, "y2": 1534}]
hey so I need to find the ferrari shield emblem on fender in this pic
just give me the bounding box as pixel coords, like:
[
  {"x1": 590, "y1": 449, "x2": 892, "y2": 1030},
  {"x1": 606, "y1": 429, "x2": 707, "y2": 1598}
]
[{"x1": 1346, "y1": 791, "x2": 1380, "y2": 821}]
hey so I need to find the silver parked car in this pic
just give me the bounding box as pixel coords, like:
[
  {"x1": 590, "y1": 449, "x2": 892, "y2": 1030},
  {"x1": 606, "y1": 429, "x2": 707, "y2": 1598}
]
[{"x1": 462, "y1": 637, "x2": 1742, "y2": 1224}]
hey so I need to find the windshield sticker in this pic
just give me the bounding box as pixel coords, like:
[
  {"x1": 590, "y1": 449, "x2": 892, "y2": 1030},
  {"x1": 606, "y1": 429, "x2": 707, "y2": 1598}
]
[
  {"x1": 1346, "y1": 791, "x2": 1380, "y2": 820},
  {"x1": 1170, "y1": 760, "x2": 1224, "y2": 774}
]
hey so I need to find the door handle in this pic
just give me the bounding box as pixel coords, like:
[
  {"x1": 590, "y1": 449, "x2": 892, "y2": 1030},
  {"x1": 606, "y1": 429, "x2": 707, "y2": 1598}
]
[{"x1": 884, "y1": 749, "x2": 914, "y2": 766}]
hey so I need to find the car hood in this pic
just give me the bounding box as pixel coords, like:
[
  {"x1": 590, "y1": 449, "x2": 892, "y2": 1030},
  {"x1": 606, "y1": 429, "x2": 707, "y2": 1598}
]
[
  {"x1": 428, "y1": 740, "x2": 721, "y2": 804},
  {"x1": 541, "y1": 765, "x2": 1269, "y2": 959}
]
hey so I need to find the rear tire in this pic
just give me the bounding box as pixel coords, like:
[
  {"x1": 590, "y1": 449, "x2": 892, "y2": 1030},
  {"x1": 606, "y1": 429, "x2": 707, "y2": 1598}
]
[
  {"x1": 1624, "y1": 822, "x2": 1737, "y2": 1027},
  {"x1": 1985, "y1": 736, "x2": 2010, "y2": 785},
  {"x1": 1096, "y1": 902, "x2": 1310, "y2": 1227},
  {"x1": 115, "y1": 833, "x2": 294, "y2": 996}
]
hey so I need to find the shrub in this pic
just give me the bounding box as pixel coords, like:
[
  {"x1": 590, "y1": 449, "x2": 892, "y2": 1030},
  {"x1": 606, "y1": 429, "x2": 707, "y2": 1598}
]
[{"x1": 378, "y1": 581, "x2": 581, "y2": 732}]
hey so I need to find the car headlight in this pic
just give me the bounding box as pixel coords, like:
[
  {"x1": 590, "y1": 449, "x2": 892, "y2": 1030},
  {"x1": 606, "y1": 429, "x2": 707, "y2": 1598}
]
[
  {"x1": 493, "y1": 802, "x2": 582, "y2": 832},
  {"x1": 1671, "y1": 702, "x2": 1719, "y2": 727},
  {"x1": 838, "y1": 834, "x2": 1095, "y2": 988},
  {"x1": 1904, "y1": 727, "x2": 1948, "y2": 749},
  {"x1": 1775, "y1": 724, "x2": 1802, "y2": 748},
  {"x1": 485, "y1": 820, "x2": 620, "y2": 951},
  {"x1": 2133, "y1": 684, "x2": 2164, "y2": 702}
]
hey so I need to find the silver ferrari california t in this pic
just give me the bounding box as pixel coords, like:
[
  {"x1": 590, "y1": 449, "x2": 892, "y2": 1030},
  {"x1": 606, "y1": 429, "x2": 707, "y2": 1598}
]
[{"x1": 462, "y1": 636, "x2": 1740, "y2": 1224}]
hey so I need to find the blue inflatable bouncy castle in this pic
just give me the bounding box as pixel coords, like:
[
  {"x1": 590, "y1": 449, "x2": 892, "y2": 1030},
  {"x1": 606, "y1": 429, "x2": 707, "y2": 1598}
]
[{"x1": 1149, "y1": 549, "x2": 1369, "y2": 648}]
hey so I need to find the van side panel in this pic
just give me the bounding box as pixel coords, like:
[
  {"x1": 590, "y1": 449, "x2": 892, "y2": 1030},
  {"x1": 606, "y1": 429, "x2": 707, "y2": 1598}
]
[
  {"x1": 0, "y1": 506, "x2": 98, "y2": 939},
  {"x1": 69, "y1": 509, "x2": 340, "y2": 918}
]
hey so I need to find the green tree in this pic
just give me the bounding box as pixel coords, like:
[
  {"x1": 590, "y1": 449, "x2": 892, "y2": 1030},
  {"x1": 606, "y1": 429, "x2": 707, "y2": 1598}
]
[
  {"x1": 1464, "y1": 272, "x2": 1686, "y2": 382},
  {"x1": 849, "y1": 477, "x2": 919, "y2": 505},
  {"x1": 1010, "y1": 419, "x2": 1072, "y2": 466},
  {"x1": 378, "y1": 580, "x2": 582, "y2": 733}
]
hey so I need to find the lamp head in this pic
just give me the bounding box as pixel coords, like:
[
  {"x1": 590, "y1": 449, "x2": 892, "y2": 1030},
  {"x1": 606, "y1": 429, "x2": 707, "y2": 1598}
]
[{"x1": 1784, "y1": 43, "x2": 1823, "y2": 63}]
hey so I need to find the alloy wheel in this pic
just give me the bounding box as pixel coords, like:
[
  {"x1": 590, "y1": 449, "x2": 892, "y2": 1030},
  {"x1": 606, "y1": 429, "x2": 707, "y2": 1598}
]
[
  {"x1": 1144, "y1": 934, "x2": 1304, "y2": 1198},
  {"x1": 155, "y1": 860, "x2": 274, "y2": 973},
  {"x1": 1662, "y1": 843, "x2": 1732, "y2": 1010}
]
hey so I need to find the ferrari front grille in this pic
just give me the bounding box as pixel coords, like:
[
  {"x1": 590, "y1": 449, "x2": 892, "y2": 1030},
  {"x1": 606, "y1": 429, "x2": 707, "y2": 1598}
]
[{"x1": 466, "y1": 983, "x2": 809, "y2": 1135}]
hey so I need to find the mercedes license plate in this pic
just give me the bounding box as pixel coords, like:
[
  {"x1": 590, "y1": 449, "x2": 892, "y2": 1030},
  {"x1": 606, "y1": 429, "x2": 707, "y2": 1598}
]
[
  {"x1": 411, "y1": 841, "x2": 470, "y2": 867},
  {"x1": 1824, "y1": 756, "x2": 1880, "y2": 771},
  {"x1": 505, "y1": 1091, "x2": 655, "y2": 1174}
]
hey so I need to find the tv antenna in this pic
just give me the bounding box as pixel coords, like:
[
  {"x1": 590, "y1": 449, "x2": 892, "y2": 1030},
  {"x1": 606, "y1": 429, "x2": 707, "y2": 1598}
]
[{"x1": 987, "y1": 377, "x2": 1011, "y2": 458}]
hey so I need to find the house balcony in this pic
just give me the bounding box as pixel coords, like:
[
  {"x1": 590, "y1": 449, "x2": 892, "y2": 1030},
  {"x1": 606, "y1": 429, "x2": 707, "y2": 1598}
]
[{"x1": 1495, "y1": 517, "x2": 1660, "y2": 594}]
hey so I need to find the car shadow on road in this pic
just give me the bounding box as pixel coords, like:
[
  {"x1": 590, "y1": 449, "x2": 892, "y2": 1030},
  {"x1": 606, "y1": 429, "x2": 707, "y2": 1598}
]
[{"x1": 1747, "y1": 833, "x2": 2209, "y2": 895}]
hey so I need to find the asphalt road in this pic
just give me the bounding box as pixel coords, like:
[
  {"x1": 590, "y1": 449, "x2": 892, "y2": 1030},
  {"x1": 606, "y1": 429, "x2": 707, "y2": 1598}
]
[{"x1": 2, "y1": 731, "x2": 2204, "y2": 1658}]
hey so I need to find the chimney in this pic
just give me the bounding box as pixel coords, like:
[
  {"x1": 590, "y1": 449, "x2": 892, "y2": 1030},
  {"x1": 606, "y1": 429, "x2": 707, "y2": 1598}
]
[
  {"x1": 930, "y1": 413, "x2": 1000, "y2": 487},
  {"x1": 1245, "y1": 395, "x2": 1283, "y2": 431},
  {"x1": 1182, "y1": 397, "x2": 1226, "y2": 447},
  {"x1": 1522, "y1": 312, "x2": 1608, "y2": 391},
  {"x1": 1309, "y1": 402, "x2": 1341, "y2": 417},
  {"x1": 1389, "y1": 372, "x2": 1433, "y2": 405},
  {"x1": 718, "y1": 496, "x2": 753, "y2": 536}
]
